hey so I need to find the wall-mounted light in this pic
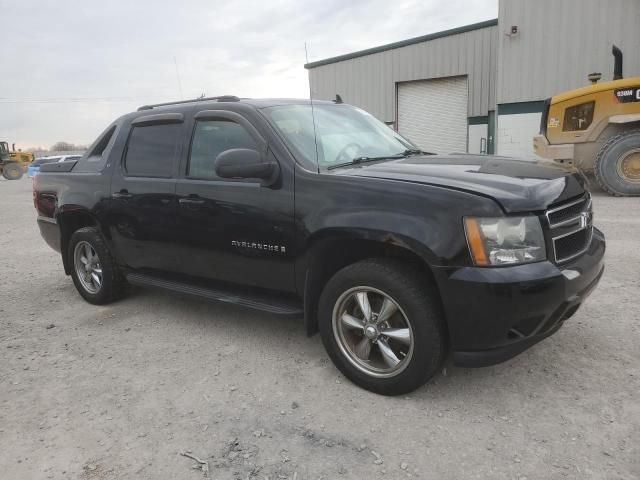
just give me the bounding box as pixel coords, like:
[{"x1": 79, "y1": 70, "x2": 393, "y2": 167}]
[{"x1": 505, "y1": 25, "x2": 519, "y2": 38}]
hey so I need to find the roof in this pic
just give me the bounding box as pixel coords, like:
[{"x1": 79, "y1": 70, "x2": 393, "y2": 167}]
[
  {"x1": 551, "y1": 76, "x2": 640, "y2": 104},
  {"x1": 134, "y1": 97, "x2": 337, "y2": 113},
  {"x1": 121, "y1": 97, "x2": 341, "y2": 124},
  {"x1": 304, "y1": 19, "x2": 498, "y2": 69}
]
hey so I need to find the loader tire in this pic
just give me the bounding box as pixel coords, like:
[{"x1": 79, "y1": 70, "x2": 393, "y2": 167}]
[
  {"x1": 594, "y1": 129, "x2": 640, "y2": 196},
  {"x1": 2, "y1": 162, "x2": 23, "y2": 180}
]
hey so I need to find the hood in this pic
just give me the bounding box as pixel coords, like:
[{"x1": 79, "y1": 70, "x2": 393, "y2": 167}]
[{"x1": 330, "y1": 154, "x2": 586, "y2": 212}]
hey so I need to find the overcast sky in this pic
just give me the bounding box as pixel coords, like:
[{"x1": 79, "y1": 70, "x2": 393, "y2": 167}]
[{"x1": 1, "y1": 0, "x2": 497, "y2": 149}]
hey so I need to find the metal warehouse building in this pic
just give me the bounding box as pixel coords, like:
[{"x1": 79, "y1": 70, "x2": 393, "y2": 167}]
[{"x1": 305, "y1": 0, "x2": 640, "y2": 159}]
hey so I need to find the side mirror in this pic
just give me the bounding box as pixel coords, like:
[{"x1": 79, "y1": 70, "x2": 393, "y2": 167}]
[{"x1": 214, "y1": 148, "x2": 278, "y2": 184}]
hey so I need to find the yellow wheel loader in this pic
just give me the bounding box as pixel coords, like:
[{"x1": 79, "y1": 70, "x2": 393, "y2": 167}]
[
  {"x1": 534, "y1": 46, "x2": 640, "y2": 196},
  {"x1": 0, "y1": 141, "x2": 34, "y2": 180}
]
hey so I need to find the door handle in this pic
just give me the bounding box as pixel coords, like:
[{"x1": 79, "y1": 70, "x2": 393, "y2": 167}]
[
  {"x1": 112, "y1": 190, "x2": 133, "y2": 199},
  {"x1": 179, "y1": 197, "x2": 205, "y2": 205}
]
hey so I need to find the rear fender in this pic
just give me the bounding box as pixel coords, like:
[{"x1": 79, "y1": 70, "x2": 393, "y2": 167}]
[
  {"x1": 56, "y1": 208, "x2": 109, "y2": 274},
  {"x1": 609, "y1": 114, "x2": 640, "y2": 124}
]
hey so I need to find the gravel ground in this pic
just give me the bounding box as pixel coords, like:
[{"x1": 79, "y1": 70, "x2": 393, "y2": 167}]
[{"x1": 0, "y1": 176, "x2": 638, "y2": 480}]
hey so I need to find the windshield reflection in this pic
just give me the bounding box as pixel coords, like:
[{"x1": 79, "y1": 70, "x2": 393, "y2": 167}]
[{"x1": 264, "y1": 104, "x2": 417, "y2": 170}]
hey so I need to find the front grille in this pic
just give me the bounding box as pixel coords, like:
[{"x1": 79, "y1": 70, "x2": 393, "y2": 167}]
[
  {"x1": 546, "y1": 194, "x2": 593, "y2": 263},
  {"x1": 554, "y1": 229, "x2": 589, "y2": 260},
  {"x1": 547, "y1": 197, "x2": 589, "y2": 225}
]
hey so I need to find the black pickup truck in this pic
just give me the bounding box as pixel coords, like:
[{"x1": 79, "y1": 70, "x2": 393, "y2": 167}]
[{"x1": 34, "y1": 96, "x2": 605, "y2": 395}]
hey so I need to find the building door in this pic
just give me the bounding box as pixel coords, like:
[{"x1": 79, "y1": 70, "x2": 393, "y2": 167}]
[{"x1": 397, "y1": 76, "x2": 468, "y2": 154}]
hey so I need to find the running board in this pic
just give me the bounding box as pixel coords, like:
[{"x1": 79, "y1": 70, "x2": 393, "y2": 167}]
[{"x1": 126, "y1": 273, "x2": 303, "y2": 317}]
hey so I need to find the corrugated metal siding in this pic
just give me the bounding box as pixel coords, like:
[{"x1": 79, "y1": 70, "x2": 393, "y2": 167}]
[
  {"x1": 308, "y1": 24, "x2": 498, "y2": 121},
  {"x1": 497, "y1": 0, "x2": 640, "y2": 104}
]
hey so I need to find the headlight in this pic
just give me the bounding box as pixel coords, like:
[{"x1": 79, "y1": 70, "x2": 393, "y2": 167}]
[{"x1": 464, "y1": 216, "x2": 546, "y2": 266}]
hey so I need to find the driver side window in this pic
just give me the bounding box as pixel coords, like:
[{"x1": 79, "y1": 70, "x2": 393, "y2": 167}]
[{"x1": 188, "y1": 120, "x2": 257, "y2": 180}]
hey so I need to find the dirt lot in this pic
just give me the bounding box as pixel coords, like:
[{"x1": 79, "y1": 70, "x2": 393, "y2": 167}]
[{"x1": 0, "y1": 176, "x2": 638, "y2": 480}]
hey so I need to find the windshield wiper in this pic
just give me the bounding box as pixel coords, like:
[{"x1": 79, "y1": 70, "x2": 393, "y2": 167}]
[
  {"x1": 327, "y1": 154, "x2": 406, "y2": 170},
  {"x1": 327, "y1": 148, "x2": 435, "y2": 171},
  {"x1": 402, "y1": 148, "x2": 435, "y2": 156}
]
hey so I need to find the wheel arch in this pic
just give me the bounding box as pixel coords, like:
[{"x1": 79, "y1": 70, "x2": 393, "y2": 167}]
[
  {"x1": 298, "y1": 228, "x2": 443, "y2": 336},
  {"x1": 57, "y1": 209, "x2": 106, "y2": 274},
  {"x1": 608, "y1": 114, "x2": 640, "y2": 126}
]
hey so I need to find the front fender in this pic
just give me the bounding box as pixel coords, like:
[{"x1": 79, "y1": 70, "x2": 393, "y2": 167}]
[
  {"x1": 296, "y1": 227, "x2": 434, "y2": 336},
  {"x1": 293, "y1": 170, "x2": 504, "y2": 335}
]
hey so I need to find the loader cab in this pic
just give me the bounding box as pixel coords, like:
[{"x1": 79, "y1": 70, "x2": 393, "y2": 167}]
[{"x1": 0, "y1": 142, "x2": 9, "y2": 161}]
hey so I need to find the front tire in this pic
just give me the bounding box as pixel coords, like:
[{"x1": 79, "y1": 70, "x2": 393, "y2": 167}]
[
  {"x1": 594, "y1": 129, "x2": 640, "y2": 196},
  {"x1": 318, "y1": 259, "x2": 446, "y2": 395},
  {"x1": 68, "y1": 227, "x2": 126, "y2": 304},
  {"x1": 2, "y1": 162, "x2": 23, "y2": 180}
]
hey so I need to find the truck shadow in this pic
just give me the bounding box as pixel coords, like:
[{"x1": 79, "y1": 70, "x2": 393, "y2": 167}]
[{"x1": 107, "y1": 285, "x2": 610, "y2": 403}]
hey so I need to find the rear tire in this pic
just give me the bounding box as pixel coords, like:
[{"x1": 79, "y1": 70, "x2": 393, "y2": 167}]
[
  {"x1": 318, "y1": 259, "x2": 446, "y2": 395},
  {"x1": 2, "y1": 162, "x2": 23, "y2": 180},
  {"x1": 68, "y1": 227, "x2": 126, "y2": 305},
  {"x1": 594, "y1": 129, "x2": 640, "y2": 196}
]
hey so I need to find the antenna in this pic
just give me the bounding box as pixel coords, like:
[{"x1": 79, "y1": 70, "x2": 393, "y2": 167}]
[
  {"x1": 173, "y1": 56, "x2": 184, "y2": 100},
  {"x1": 305, "y1": 42, "x2": 320, "y2": 173}
]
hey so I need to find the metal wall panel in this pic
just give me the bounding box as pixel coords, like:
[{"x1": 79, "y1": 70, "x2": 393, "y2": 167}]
[
  {"x1": 308, "y1": 24, "x2": 498, "y2": 121},
  {"x1": 497, "y1": 0, "x2": 640, "y2": 104}
]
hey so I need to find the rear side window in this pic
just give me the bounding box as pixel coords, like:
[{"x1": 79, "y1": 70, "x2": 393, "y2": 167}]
[
  {"x1": 35, "y1": 158, "x2": 60, "y2": 166},
  {"x1": 74, "y1": 124, "x2": 117, "y2": 173},
  {"x1": 188, "y1": 120, "x2": 257, "y2": 180},
  {"x1": 125, "y1": 124, "x2": 181, "y2": 178}
]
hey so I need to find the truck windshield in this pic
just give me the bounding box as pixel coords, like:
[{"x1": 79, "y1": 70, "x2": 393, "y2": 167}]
[
  {"x1": 264, "y1": 104, "x2": 418, "y2": 171},
  {"x1": 0, "y1": 142, "x2": 8, "y2": 153}
]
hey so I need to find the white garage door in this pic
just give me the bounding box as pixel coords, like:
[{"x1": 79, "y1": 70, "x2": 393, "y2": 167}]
[{"x1": 397, "y1": 76, "x2": 468, "y2": 154}]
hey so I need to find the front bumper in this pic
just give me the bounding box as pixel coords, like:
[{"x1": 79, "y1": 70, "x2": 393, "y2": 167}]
[{"x1": 434, "y1": 228, "x2": 605, "y2": 367}]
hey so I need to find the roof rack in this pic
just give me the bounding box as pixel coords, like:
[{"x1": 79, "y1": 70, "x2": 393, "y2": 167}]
[{"x1": 137, "y1": 95, "x2": 241, "y2": 111}]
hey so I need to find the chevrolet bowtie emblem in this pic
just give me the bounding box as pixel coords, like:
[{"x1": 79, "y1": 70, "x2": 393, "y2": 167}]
[{"x1": 579, "y1": 212, "x2": 589, "y2": 229}]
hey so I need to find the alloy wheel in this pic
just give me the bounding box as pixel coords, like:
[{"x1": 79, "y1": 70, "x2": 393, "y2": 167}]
[
  {"x1": 332, "y1": 286, "x2": 414, "y2": 378},
  {"x1": 74, "y1": 241, "x2": 103, "y2": 294}
]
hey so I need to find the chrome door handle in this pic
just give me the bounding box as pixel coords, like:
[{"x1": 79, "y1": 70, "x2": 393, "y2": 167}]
[
  {"x1": 112, "y1": 190, "x2": 132, "y2": 199},
  {"x1": 179, "y1": 197, "x2": 205, "y2": 205}
]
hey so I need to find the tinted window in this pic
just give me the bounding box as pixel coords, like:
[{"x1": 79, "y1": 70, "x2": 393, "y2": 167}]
[
  {"x1": 33, "y1": 158, "x2": 56, "y2": 166},
  {"x1": 125, "y1": 124, "x2": 181, "y2": 178},
  {"x1": 188, "y1": 120, "x2": 257, "y2": 179},
  {"x1": 75, "y1": 124, "x2": 117, "y2": 173},
  {"x1": 562, "y1": 101, "x2": 595, "y2": 132},
  {"x1": 38, "y1": 157, "x2": 61, "y2": 164}
]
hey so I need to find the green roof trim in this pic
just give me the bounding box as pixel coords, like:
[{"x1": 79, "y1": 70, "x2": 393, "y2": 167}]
[
  {"x1": 304, "y1": 19, "x2": 498, "y2": 69},
  {"x1": 497, "y1": 101, "x2": 546, "y2": 115},
  {"x1": 468, "y1": 116, "x2": 489, "y2": 125}
]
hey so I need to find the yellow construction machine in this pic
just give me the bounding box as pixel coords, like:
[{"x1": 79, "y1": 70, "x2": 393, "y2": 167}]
[
  {"x1": 534, "y1": 46, "x2": 640, "y2": 196},
  {"x1": 0, "y1": 141, "x2": 34, "y2": 180}
]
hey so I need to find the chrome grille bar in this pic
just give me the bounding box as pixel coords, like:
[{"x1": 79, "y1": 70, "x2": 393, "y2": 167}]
[{"x1": 546, "y1": 194, "x2": 593, "y2": 263}]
